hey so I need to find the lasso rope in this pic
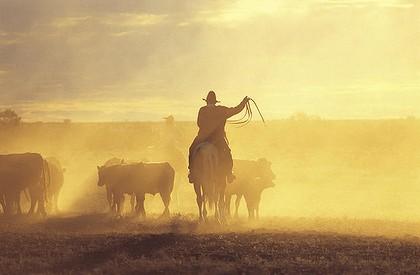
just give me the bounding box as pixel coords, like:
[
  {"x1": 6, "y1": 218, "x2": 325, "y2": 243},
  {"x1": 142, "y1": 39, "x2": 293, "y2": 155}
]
[{"x1": 228, "y1": 98, "x2": 265, "y2": 127}]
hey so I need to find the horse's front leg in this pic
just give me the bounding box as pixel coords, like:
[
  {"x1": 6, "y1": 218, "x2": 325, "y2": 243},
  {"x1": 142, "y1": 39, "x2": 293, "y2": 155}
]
[
  {"x1": 217, "y1": 191, "x2": 227, "y2": 224},
  {"x1": 225, "y1": 194, "x2": 232, "y2": 218}
]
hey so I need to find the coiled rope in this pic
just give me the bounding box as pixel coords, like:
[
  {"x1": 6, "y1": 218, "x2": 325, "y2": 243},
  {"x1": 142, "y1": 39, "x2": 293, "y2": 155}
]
[{"x1": 228, "y1": 98, "x2": 265, "y2": 127}]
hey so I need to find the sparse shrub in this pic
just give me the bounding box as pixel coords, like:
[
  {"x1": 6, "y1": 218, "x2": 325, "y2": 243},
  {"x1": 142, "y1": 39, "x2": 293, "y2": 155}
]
[{"x1": 0, "y1": 109, "x2": 21, "y2": 126}]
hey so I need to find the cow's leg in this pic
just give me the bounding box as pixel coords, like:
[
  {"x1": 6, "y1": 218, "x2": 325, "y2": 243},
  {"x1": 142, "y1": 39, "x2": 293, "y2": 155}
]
[
  {"x1": 27, "y1": 188, "x2": 37, "y2": 215},
  {"x1": 194, "y1": 183, "x2": 203, "y2": 222},
  {"x1": 160, "y1": 192, "x2": 170, "y2": 218},
  {"x1": 4, "y1": 192, "x2": 15, "y2": 216},
  {"x1": 36, "y1": 188, "x2": 47, "y2": 217},
  {"x1": 136, "y1": 193, "x2": 146, "y2": 218},
  {"x1": 247, "y1": 205, "x2": 253, "y2": 220},
  {"x1": 15, "y1": 192, "x2": 22, "y2": 215},
  {"x1": 0, "y1": 194, "x2": 5, "y2": 214},
  {"x1": 256, "y1": 196, "x2": 261, "y2": 220},
  {"x1": 54, "y1": 188, "x2": 62, "y2": 214},
  {"x1": 116, "y1": 194, "x2": 124, "y2": 217},
  {"x1": 234, "y1": 194, "x2": 242, "y2": 219},
  {"x1": 110, "y1": 193, "x2": 116, "y2": 214},
  {"x1": 53, "y1": 193, "x2": 59, "y2": 214},
  {"x1": 256, "y1": 204, "x2": 260, "y2": 220},
  {"x1": 130, "y1": 194, "x2": 136, "y2": 214},
  {"x1": 106, "y1": 185, "x2": 113, "y2": 213},
  {"x1": 247, "y1": 202, "x2": 256, "y2": 220},
  {"x1": 214, "y1": 195, "x2": 219, "y2": 223}
]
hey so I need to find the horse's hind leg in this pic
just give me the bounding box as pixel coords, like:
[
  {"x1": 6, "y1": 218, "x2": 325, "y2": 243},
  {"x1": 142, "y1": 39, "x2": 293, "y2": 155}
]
[
  {"x1": 194, "y1": 183, "x2": 203, "y2": 222},
  {"x1": 203, "y1": 198, "x2": 208, "y2": 222},
  {"x1": 213, "y1": 192, "x2": 221, "y2": 224},
  {"x1": 218, "y1": 191, "x2": 227, "y2": 224},
  {"x1": 202, "y1": 190, "x2": 208, "y2": 222}
]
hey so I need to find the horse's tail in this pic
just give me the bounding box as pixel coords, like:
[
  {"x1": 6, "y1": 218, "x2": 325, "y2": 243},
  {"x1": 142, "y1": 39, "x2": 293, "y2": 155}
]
[{"x1": 206, "y1": 149, "x2": 218, "y2": 211}]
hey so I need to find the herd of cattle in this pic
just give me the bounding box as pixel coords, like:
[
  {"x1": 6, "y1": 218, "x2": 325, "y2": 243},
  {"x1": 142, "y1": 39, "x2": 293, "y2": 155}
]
[
  {"x1": 0, "y1": 153, "x2": 64, "y2": 216},
  {"x1": 0, "y1": 153, "x2": 275, "y2": 220}
]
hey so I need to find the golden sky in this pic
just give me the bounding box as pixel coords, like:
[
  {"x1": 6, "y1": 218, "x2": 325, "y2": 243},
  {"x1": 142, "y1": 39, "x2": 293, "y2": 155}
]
[{"x1": 0, "y1": 0, "x2": 419, "y2": 121}]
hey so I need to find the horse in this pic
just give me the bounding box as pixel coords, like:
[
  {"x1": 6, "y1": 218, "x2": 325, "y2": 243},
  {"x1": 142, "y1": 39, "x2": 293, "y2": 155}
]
[{"x1": 192, "y1": 142, "x2": 227, "y2": 223}]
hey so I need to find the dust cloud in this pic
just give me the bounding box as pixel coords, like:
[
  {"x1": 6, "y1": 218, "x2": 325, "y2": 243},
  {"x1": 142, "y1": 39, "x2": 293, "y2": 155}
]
[{"x1": 1, "y1": 118, "x2": 420, "y2": 222}]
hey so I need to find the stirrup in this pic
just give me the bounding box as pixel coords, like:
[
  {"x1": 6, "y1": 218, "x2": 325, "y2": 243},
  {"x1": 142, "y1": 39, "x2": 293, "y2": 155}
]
[{"x1": 227, "y1": 173, "x2": 236, "y2": 183}]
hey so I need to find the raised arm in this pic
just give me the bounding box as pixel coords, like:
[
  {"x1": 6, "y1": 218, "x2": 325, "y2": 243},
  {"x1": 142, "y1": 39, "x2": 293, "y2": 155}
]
[{"x1": 225, "y1": 96, "x2": 250, "y2": 118}]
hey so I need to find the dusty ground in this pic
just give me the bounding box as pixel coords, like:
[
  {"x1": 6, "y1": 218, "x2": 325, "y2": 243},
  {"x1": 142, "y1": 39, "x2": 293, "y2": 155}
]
[{"x1": 1, "y1": 215, "x2": 420, "y2": 274}]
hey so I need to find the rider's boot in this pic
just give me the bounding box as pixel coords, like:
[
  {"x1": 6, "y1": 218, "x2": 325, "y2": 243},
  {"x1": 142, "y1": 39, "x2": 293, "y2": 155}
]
[
  {"x1": 188, "y1": 169, "x2": 195, "y2": 184},
  {"x1": 227, "y1": 171, "x2": 236, "y2": 183}
]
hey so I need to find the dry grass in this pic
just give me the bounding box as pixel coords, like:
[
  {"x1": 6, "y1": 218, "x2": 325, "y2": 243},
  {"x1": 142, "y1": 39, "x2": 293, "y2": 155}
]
[{"x1": 1, "y1": 215, "x2": 420, "y2": 274}]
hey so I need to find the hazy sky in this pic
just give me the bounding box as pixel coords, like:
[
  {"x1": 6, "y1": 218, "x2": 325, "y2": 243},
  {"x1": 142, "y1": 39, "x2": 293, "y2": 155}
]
[{"x1": 0, "y1": 0, "x2": 419, "y2": 121}]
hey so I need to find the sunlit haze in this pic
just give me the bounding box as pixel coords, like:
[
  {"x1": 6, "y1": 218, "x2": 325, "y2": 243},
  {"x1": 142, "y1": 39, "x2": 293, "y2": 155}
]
[{"x1": 0, "y1": 0, "x2": 419, "y2": 121}]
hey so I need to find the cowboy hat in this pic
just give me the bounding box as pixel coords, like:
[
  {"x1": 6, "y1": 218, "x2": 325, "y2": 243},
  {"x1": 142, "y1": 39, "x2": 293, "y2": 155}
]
[{"x1": 203, "y1": 91, "x2": 220, "y2": 104}]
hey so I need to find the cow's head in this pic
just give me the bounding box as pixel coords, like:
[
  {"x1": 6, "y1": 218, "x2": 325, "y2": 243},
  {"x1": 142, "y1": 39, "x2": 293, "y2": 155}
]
[
  {"x1": 104, "y1": 157, "x2": 124, "y2": 167},
  {"x1": 255, "y1": 158, "x2": 276, "y2": 188},
  {"x1": 97, "y1": 165, "x2": 106, "y2": 187}
]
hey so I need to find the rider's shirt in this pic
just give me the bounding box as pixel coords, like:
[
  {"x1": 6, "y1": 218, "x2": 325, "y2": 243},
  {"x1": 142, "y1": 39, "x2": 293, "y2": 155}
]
[{"x1": 196, "y1": 103, "x2": 245, "y2": 142}]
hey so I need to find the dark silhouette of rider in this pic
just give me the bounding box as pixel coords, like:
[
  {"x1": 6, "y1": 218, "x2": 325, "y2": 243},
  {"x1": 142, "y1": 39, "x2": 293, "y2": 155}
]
[{"x1": 188, "y1": 91, "x2": 250, "y2": 183}]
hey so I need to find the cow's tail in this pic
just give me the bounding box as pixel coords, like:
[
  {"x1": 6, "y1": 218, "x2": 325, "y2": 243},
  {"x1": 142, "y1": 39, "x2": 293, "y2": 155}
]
[{"x1": 23, "y1": 189, "x2": 30, "y2": 202}]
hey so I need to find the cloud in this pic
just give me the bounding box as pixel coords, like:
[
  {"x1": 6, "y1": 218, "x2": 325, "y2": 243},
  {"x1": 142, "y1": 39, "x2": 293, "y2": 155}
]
[
  {"x1": 317, "y1": 0, "x2": 415, "y2": 9},
  {"x1": 100, "y1": 13, "x2": 168, "y2": 27},
  {"x1": 0, "y1": 0, "x2": 418, "y2": 120},
  {"x1": 50, "y1": 16, "x2": 92, "y2": 28}
]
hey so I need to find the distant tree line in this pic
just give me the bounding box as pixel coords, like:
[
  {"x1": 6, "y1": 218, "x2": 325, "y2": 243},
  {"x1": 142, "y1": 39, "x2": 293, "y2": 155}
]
[
  {"x1": 289, "y1": 112, "x2": 321, "y2": 121},
  {"x1": 0, "y1": 109, "x2": 21, "y2": 126}
]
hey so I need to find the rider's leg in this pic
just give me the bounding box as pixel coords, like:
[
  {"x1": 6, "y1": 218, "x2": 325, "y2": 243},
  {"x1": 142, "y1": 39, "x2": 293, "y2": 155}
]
[{"x1": 188, "y1": 137, "x2": 200, "y2": 183}]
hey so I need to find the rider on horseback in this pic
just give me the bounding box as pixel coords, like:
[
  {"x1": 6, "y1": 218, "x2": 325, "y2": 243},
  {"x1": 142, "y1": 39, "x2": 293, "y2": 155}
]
[{"x1": 188, "y1": 91, "x2": 250, "y2": 184}]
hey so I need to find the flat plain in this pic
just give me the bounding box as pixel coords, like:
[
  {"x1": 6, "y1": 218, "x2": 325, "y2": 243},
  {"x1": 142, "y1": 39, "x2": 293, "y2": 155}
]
[{"x1": 1, "y1": 215, "x2": 420, "y2": 274}]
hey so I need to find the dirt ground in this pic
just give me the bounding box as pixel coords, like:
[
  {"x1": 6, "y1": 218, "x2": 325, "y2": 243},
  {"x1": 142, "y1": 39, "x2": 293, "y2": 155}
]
[{"x1": 1, "y1": 215, "x2": 420, "y2": 274}]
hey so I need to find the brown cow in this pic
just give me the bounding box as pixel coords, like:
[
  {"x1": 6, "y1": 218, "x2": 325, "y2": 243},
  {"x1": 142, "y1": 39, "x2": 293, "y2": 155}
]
[
  {"x1": 44, "y1": 157, "x2": 65, "y2": 214},
  {"x1": 225, "y1": 158, "x2": 275, "y2": 220},
  {"x1": 0, "y1": 153, "x2": 49, "y2": 216},
  {"x1": 97, "y1": 162, "x2": 174, "y2": 217}
]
